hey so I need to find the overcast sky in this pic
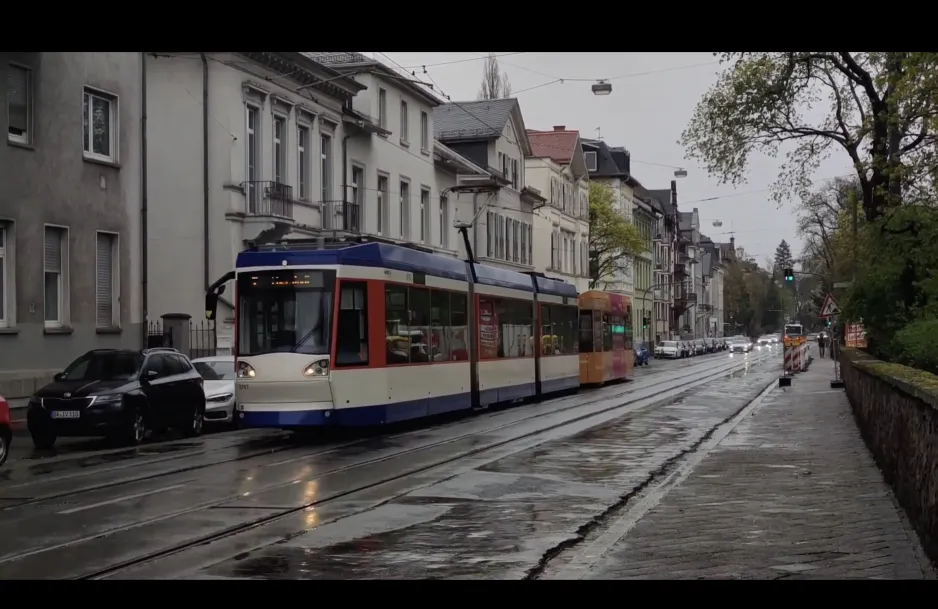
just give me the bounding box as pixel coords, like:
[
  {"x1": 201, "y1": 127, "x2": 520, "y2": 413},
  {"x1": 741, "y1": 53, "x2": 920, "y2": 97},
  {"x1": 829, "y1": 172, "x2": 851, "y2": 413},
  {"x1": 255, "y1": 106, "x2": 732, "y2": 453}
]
[{"x1": 374, "y1": 51, "x2": 854, "y2": 265}]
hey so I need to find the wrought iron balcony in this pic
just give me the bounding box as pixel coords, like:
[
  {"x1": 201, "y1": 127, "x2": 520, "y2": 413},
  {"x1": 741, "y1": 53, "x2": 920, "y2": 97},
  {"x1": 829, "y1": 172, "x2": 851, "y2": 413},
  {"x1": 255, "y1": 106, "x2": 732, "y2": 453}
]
[
  {"x1": 244, "y1": 181, "x2": 294, "y2": 219},
  {"x1": 673, "y1": 263, "x2": 687, "y2": 277},
  {"x1": 343, "y1": 202, "x2": 361, "y2": 233}
]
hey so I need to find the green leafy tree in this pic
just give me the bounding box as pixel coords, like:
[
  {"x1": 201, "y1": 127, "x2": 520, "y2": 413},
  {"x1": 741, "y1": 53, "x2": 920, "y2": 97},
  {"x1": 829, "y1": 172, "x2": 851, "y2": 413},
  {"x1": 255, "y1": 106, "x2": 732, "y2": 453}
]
[
  {"x1": 680, "y1": 52, "x2": 938, "y2": 222},
  {"x1": 587, "y1": 182, "x2": 645, "y2": 290}
]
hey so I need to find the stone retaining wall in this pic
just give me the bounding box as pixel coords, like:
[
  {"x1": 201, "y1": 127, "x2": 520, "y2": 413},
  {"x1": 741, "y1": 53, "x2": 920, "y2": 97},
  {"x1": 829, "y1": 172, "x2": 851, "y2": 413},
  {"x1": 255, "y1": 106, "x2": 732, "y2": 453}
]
[{"x1": 841, "y1": 348, "x2": 938, "y2": 567}]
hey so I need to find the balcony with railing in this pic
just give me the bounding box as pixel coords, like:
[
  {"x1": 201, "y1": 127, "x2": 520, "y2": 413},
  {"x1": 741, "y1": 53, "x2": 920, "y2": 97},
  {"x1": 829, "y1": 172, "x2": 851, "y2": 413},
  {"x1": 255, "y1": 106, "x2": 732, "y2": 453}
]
[
  {"x1": 319, "y1": 200, "x2": 361, "y2": 233},
  {"x1": 244, "y1": 181, "x2": 294, "y2": 219},
  {"x1": 673, "y1": 262, "x2": 687, "y2": 277}
]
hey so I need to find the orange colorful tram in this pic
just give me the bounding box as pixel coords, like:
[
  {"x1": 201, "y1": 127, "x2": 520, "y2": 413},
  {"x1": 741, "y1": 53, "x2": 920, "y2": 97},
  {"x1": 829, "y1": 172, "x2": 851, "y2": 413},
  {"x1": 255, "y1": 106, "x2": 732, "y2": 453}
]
[{"x1": 578, "y1": 290, "x2": 634, "y2": 385}]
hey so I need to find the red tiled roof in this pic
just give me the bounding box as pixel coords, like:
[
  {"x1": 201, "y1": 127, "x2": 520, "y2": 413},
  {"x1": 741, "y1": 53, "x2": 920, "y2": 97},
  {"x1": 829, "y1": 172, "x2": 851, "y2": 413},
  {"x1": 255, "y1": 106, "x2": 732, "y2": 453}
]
[{"x1": 527, "y1": 128, "x2": 580, "y2": 164}]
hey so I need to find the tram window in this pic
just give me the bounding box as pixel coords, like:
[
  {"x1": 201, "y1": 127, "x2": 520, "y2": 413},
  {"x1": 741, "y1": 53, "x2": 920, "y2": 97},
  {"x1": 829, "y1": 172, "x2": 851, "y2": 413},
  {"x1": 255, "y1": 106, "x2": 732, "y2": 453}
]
[
  {"x1": 603, "y1": 314, "x2": 614, "y2": 351},
  {"x1": 430, "y1": 290, "x2": 451, "y2": 361},
  {"x1": 579, "y1": 311, "x2": 594, "y2": 353},
  {"x1": 450, "y1": 292, "x2": 469, "y2": 360},
  {"x1": 593, "y1": 311, "x2": 603, "y2": 352},
  {"x1": 544, "y1": 304, "x2": 577, "y2": 355},
  {"x1": 498, "y1": 298, "x2": 532, "y2": 358},
  {"x1": 385, "y1": 285, "x2": 410, "y2": 364},
  {"x1": 409, "y1": 287, "x2": 432, "y2": 363},
  {"x1": 335, "y1": 282, "x2": 368, "y2": 367}
]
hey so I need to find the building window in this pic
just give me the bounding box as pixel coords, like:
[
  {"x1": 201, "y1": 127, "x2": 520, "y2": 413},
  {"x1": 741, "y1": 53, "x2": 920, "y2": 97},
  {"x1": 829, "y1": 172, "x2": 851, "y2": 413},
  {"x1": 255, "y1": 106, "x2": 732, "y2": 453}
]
[
  {"x1": 0, "y1": 224, "x2": 7, "y2": 327},
  {"x1": 321, "y1": 133, "x2": 333, "y2": 226},
  {"x1": 351, "y1": 165, "x2": 364, "y2": 208},
  {"x1": 485, "y1": 211, "x2": 496, "y2": 258},
  {"x1": 378, "y1": 88, "x2": 387, "y2": 129},
  {"x1": 400, "y1": 100, "x2": 409, "y2": 144},
  {"x1": 439, "y1": 195, "x2": 449, "y2": 248},
  {"x1": 297, "y1": 126, "x2": 309, "y2": 200},
  {"x1": 246, "y1": 105, "x2": 259, "y2": 211},
  {"x1": 513, "y1": 220, "x2": 520, "y2": 263},
  {"x1": 7, "y1": 64, "x2": 32, "y2": 144},
  {"x1": 44, "y1": 226, "x2": 67, "y2": 327},
  {"x1": 581, "y1": 240, "x2": 588, "y2": 277},
  {"x1": 273, "y1": 115, "x2": 285, "y2": 184},
  {"x1": 377, "y1": 174, "x2": 389, "y2": 236},
  {"x1": 521, "y1": 222, "x2": 528, "y2": 264},
  {"x1": 83, "y1": 87, "x2": 117, "y2": 163},
  {"x1": 420, "y1": 111, "x2": 429, "y2": 151},
  {"x1": 400, "y1": 180, "x2": 410, "y2": 239},
  {"x1": 585, "y1": 151, "x2": 597, "y2": 172},
  {"x1": 335, "y1": 281, "x2": 368, "y2": 367},
  {"x1": 527, "y1": 224, "x2": 533, "y2": 264},
  {"x1": 95, "y1": 231, "x2": 119, "y2": 328},
  {"x1": 511, "y1": 159, "x2": 519, "y2": 189},
  {"x1": 505, "y1": 218, "x2": 512, "y2": 261},
  {"x1": 420, "y1": 188, "x2": 430, "y2": 244}
]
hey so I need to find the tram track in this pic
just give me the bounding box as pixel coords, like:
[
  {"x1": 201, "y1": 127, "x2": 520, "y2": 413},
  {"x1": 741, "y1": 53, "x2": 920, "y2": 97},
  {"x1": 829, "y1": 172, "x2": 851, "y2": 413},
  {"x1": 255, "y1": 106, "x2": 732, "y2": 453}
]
[
  {"x1": 0, "y1": 351, "x2": 775, "y2": 578},
  {"x1": 0, "y1": 352, "x2": 763, "y2": 511}
]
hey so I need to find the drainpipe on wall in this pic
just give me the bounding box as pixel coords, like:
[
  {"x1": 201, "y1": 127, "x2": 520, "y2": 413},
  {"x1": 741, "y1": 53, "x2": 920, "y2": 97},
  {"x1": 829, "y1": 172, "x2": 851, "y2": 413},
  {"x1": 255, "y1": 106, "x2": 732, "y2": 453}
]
[
  {"x1": 471, "y1": 193, "x2": 479, "y2": 257},
  {"x1": 140, "y1": 52, "x2": 149, "y2": 348},
  {"x1": 201, "y1": 53, "x2": 210, "y2": 292}
]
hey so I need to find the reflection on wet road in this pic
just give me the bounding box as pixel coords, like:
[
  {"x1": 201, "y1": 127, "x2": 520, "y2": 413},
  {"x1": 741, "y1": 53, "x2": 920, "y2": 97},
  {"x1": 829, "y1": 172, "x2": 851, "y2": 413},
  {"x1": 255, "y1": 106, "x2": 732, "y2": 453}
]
[{"x1": 0, "y1": 349, "x2": 781, "y2": 579}]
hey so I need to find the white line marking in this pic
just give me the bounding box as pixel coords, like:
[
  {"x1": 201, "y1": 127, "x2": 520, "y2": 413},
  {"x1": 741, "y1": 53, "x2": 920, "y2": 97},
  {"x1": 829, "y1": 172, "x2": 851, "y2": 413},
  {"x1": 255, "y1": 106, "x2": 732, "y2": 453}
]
[{"x1": 58, "y1": 484, "x2": 188, "y2": 515}]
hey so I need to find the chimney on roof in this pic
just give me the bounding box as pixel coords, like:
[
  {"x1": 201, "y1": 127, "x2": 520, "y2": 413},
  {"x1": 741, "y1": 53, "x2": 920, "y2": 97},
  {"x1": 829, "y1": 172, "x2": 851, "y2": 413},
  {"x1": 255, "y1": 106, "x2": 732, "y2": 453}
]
[{"x1": 553, "y1": 125, "x2": 565, "y2": 131}]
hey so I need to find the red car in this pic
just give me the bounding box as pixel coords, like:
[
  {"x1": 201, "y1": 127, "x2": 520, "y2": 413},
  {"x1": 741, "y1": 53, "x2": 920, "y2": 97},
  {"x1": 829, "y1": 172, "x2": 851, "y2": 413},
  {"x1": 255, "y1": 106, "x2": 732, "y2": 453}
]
[{"x1": 0, "y1": 394, "x2": 11, "y2": 466}]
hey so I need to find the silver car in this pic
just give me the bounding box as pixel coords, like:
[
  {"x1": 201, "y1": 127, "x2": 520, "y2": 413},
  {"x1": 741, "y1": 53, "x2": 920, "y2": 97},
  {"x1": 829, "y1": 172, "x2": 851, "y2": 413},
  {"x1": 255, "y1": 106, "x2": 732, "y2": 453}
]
[{"x1": 192, "y1": 356, "x2": 237, "y2": 428}]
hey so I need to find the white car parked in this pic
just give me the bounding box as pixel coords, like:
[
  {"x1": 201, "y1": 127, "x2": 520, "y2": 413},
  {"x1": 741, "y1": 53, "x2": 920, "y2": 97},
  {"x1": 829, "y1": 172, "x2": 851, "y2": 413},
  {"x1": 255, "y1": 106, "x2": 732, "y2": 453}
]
[
  {"x1": 655, "y1": 340, "x2": 681, "y2": 359},
  {"x1": 192, "y1": 356, "x2": 237, "y2": 428}
]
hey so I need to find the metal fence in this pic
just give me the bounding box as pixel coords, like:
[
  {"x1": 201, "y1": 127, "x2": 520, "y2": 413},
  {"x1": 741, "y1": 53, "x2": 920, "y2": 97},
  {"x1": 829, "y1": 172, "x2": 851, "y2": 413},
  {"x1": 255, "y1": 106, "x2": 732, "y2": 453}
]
[{"x1": 146, "y1": 319, "x2": 217, "y2": 360}]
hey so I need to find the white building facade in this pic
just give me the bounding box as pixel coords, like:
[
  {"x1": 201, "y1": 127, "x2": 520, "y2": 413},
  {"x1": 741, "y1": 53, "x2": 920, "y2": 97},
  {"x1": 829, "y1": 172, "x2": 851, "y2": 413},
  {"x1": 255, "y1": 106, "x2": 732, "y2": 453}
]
[
  {"x1": 525, "y1": 126, "x2": 590, "y2": 292},
  {"x1": 144, "y1": 52, "x2": 366, "y2": 346},
  {"x1": 433, "y1": 99, "x2": 541, "y2": 272}
]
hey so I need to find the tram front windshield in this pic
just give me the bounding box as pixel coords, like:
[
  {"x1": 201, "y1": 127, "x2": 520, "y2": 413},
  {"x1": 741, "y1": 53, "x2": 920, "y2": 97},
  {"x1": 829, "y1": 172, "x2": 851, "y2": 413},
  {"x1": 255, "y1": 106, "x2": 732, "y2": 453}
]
[{"x1": 237, "y1": 270, "x2": 336, "y2": 356}]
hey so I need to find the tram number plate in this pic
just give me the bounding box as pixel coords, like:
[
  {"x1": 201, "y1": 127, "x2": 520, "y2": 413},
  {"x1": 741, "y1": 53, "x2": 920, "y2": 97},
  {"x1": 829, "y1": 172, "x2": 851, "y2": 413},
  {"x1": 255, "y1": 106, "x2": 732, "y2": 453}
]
[
  {"x1": 238, "y1": 384, "x2": 250, "y2": 391},
  {"x1": 51, "y1": 410, "x2": 80, "y2": 419}
]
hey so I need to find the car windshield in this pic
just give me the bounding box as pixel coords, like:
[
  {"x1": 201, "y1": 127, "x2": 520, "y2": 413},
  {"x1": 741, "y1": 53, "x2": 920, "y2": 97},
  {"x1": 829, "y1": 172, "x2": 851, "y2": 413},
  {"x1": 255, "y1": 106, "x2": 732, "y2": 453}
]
[
  {"x1": 61, "y1": 351, "x2": 143, "y2": 382},
  {"x1": 194, "y1": 360, "x2": 235, "y2": 380},
  {"x1": 662, "y1": 341, "x2": 678, "y2": 347},
  {"x1": 237, "y1": 269, "x2": 336, "y2": 356}
]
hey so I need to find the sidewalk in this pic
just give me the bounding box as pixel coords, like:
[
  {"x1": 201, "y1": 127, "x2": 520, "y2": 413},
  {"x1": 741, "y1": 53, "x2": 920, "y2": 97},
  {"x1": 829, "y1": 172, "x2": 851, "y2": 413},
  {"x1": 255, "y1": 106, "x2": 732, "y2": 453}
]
[{"x1": 581, "y1": 359, "x2": 936, "y2": 579}]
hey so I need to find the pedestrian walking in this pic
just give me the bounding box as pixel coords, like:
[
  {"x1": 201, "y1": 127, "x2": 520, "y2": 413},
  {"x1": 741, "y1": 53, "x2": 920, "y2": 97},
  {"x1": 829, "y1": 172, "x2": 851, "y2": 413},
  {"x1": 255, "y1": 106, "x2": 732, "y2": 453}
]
[{"x1": 818, "y1": 333, "x2": 827, "y2": 358}]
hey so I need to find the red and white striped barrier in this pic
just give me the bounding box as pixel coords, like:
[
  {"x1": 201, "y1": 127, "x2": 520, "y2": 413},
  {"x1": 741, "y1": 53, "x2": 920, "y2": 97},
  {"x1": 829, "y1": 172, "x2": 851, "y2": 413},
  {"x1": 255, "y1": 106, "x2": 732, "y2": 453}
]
[{"x1": 783, "y1": 343, "x2": 794, "y2": 374}]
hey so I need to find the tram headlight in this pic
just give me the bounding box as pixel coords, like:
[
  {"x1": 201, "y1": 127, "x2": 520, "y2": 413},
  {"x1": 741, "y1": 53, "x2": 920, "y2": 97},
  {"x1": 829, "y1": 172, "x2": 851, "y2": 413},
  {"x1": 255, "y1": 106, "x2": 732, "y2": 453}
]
[
  {"x1": 303, "y1": 359, "x2": 329, "y2": 377},
  {"x1": 237, "y1": 361, "x2": 256, "y2": 379}
]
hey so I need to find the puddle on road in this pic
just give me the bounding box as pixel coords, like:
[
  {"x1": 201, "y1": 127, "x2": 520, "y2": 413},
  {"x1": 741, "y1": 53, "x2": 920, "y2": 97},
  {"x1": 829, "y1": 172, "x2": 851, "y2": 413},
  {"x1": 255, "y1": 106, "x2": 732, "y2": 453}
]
[
  {"x1": 204, "y1": 497, "x2": 598, "y2": 580},
  {"x1": 23, "y1": 441, "x2": 203, "y2": 475}
]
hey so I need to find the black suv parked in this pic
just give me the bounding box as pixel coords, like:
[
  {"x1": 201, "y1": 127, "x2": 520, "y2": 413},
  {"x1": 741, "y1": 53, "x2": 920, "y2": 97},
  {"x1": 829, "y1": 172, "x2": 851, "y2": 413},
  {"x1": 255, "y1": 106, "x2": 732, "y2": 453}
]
[{"x1": 27, "y1": 348, "x2": 206, "y2": 449}]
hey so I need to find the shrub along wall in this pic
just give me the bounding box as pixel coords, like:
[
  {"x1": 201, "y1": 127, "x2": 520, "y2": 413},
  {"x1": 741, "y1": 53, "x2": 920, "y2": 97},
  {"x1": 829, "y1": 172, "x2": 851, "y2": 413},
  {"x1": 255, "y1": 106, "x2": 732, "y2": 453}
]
[{"x1": 841, "y1": 348, "x2": 938, "y2": 567}]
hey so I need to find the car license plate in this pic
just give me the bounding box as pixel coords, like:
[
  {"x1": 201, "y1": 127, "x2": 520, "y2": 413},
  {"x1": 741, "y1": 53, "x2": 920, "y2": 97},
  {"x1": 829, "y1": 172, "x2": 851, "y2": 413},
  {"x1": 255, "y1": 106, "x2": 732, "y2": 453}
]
[{"x1": 51, "y1": 410, "x2": 80, "y2": 419}]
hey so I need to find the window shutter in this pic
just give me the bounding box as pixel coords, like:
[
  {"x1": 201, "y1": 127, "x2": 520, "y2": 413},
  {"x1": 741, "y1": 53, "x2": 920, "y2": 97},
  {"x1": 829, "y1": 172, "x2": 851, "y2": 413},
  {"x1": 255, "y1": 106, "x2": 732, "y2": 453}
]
[
  {"x1": 96, "y1": 234, "x2": 113, "y2": 326},
  {"x1": 44, "y1": 228, "x2": 61, "y2": 273}
]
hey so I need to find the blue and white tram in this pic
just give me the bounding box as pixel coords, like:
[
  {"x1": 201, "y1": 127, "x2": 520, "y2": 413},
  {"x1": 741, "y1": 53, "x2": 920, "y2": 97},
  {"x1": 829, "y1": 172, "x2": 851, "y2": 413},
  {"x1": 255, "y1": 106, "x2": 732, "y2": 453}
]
[{"x1": 211, "y1": 240, "x2": 579, "y2": 429}]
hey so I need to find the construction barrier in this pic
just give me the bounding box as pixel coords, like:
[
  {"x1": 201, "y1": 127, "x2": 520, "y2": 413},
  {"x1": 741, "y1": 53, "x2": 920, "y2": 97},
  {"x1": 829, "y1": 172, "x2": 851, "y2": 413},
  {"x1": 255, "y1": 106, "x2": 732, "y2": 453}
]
[
  {"x1": 799, "y1": 339, "x2": 809, "y2": 371},
  {"x1": 783, "y1": 342, "x2": 794, "y2": 374},
  {"x1": 792, "y1": 339, "x2": 802, "y2": 372}
]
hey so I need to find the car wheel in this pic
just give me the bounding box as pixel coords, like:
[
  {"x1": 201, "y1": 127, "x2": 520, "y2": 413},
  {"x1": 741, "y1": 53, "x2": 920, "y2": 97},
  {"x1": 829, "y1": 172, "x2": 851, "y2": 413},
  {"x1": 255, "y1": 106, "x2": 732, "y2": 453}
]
[
  {"x1": 0, "y1": 428, "x2": 10, "y2": 466},
  {"x1": 124, "y1": 410, "x2": 147, "y2": 446},
  {"x1": 30, "y1": 428, "x2": 57, "y2": 450},
  {"x1": 185, "y1": 406, "x2": 204, "y2": 438}
]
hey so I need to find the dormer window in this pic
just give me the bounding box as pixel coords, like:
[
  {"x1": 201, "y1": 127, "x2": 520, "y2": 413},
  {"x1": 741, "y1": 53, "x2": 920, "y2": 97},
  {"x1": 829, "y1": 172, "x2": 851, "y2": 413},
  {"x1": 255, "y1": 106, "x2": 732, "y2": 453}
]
[{"x1": 585, "y1": 151, "x2": 597, "y2": 172}]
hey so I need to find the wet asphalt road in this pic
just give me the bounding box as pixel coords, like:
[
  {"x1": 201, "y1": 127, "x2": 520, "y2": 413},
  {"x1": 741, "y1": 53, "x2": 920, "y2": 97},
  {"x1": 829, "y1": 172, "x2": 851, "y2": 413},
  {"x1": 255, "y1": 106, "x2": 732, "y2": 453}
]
[{"x1": 0, "y1": 348, "x2": 780, "y2": 579}]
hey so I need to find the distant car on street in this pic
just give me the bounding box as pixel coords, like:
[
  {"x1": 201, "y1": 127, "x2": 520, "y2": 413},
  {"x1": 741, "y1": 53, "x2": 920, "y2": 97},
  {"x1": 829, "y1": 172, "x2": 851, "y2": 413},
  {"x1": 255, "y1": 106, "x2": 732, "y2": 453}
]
[
  {"x1": 730, "y1": 338, "x2": 753, "y2": 354},
  {"x1": 192, "y1": 356, "x2": 237, "y2": 427},
  {"x1": 26, "y1": 348, "x2": 206, "y2": 449},
  {"x1": 0, "y1": 394, "x2": 11, "y2": 466}
]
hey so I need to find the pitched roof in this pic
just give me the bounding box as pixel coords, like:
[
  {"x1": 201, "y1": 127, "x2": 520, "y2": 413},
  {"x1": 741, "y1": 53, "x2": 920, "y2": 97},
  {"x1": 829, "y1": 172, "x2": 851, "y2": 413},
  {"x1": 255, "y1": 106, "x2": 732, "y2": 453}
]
[
  {"x1": 647, "y1": 189, "x2": 675, "y2": 216},
  {"x1": 433, "y1": 99, "x2": 518, "y2": 142},
  {"x1": 580, "y1": 138, "x2": 627, "y2": 178},
  {"x1": 527, "y1": 128, "x2": 580, "y2": 164},
  {"x1": 301, "y1": 52, "x2": 440, "y2": 105}
]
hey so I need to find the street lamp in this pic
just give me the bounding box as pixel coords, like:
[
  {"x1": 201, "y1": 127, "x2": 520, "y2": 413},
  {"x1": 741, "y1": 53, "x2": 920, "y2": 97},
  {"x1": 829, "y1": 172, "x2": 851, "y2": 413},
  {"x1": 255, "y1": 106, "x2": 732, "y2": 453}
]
[
  {"x1": 674, "y1": 168, "x2": 688, "y2": 178},
  {"x1": 591, "y1": 80, "x2": 612, "y2": 95}
]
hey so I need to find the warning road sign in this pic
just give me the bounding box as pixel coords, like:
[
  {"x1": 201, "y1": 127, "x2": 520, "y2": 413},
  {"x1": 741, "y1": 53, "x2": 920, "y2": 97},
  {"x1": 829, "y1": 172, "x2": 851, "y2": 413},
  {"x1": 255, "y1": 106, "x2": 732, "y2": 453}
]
[{"x1": 819, "y1": 293, "x2": 840, "y2": 318}]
